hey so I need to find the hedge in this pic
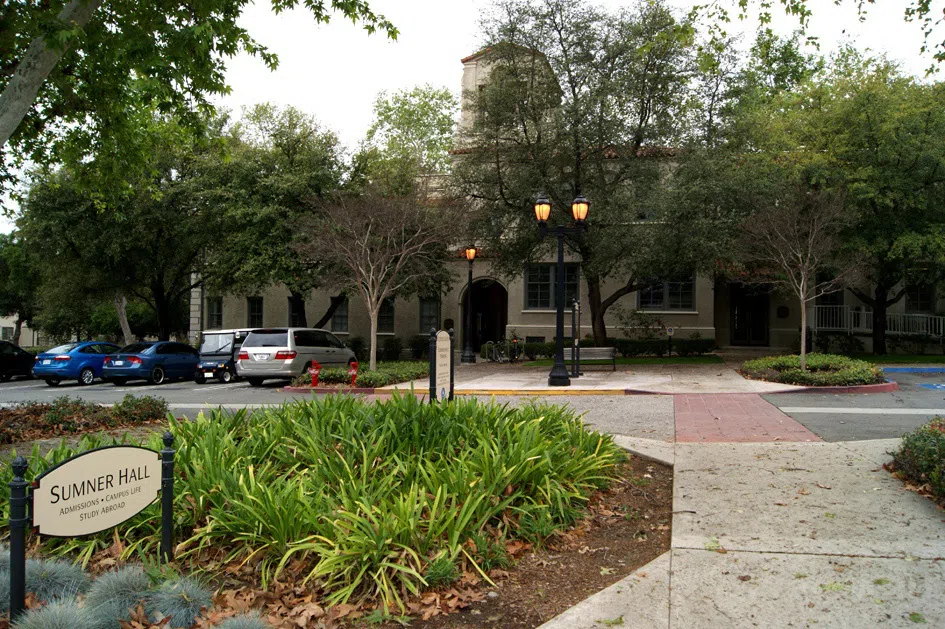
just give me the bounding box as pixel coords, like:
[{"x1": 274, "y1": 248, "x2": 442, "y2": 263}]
[
  {"x1": 500, "y1": 338, "x2": 717, "y2": 361},
  {"x1": 892, "y1": 418, "x2": 945, "y2": 502},
  {"x1": 742, "y1": 353, "x2": 884, "y2": 386}
]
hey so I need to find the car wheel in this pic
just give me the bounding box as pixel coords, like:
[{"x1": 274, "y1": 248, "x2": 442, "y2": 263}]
[
  {"x1": 0, "y1": 373, "x2": 11, "y2": 383},
  {"x1": 194, "y1": 371, "x2": 206, "y2": 384},
  {"x1": 148, "y1": 366, "x2": 166, "y2": 385},
  {"x1": 112, "y1": 378, "x2": 128, "y2": 386},
  {"x1": 44, "y1": 379, "x2": 60, "y2": 387},
  {"x1": 78, "y1": 368, "x2": 95, "y2": 386},
  {"x1": 248, "y1": 377, "x2": 263, "y2": 387},
  {"x1": 219, "y1": 370, "x2": 233, "y2": 383}
]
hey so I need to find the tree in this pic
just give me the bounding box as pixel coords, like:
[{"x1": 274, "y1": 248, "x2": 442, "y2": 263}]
[
  {"x1": 352, "y1": 85, "x2": 457, "y2": 195},
  {"x1": 297, "y1": 191, "x2": 456, "y2": 370},
  {"x1": 0, "y1": 233, "x2": 40, "y2": 345},
  {"x1": 454, "y1": 0, "x2": 711, "y2": 344},
  {"x1": 19, "y1": 114, "x2": 229, "y2": 341},
  {"x1": 741, "y1": 51, "x2": 945, "y2": 354},
  {"x1": 201, "y1": 104, "x2": 347, "y2": 327},
  {"x1": 737, "y1": 184, "x2": 855, "y2": 368},
  {"x1": 0, "y1": 0, "x2": 395, "y2": 187}
]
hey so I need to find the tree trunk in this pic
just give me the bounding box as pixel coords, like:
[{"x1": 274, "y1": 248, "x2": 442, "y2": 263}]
[
  {"x1": 0, "y1": 0, "x2": 105, "y2": 149},
  {"x1": 154, "y1": 294, "x2": 172, "y2": 341},
  {"x1": 288, "y1": 291, "x2": 308, "y2": 327},
  {"x1": 114, "y1": 294, "x2": 134, "y2": 345},
  {"x1": 12, "y1": 318, "x2": 22, "y2": 347},
  {"x1": 799, "y1": 296, "x2": 808, "y2": 370},
  {"x1": 873, "y1": 287, "x2": 889, "y2": 356},
  {"x1": 585, "y1": 275, "x2": 608, "y2": 345},
  {"x1": 368, "y1": 309, "x2": 379, "y2": 371},
  {"x1": 313, "y1": 294, "x2": 346, "y2": 329}
]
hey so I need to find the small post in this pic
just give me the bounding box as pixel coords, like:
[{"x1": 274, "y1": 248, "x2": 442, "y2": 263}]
[
  {"x1": 9, "y1": 456, "x2": 28, "y2": 621},
  {"x1": 571, "y1": 301, "x2": 579, "y2": 378},
  {"x1": 448, "y1": 328, "x2": 455, "y2": 401},
  {"x1": 428, "y1": 327, "x2": 437, "y2": 404},
  {"x1": 160, "y1": 432, "x2": 175, "y2": 563}
]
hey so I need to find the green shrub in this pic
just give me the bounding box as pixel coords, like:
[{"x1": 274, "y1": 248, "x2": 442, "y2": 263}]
[
  {"x1": 145, "y1": 576, "x2": 212, "y2": 629},
  {"x1": 410, "y1": 335, "x2": 429, "y2": 360},
  {"x1": 85, "y1": 566, "x2": 151, "y2": 629},
  {"x1": 316, "y1": 367, "x2": 349, "y2": 385},
  {"x1": 12, "y1": 601, "x2": 93, "y2": 629},
  {"x1": 742, "y1": 353, "x2": 884, "y2": 386},
  {"x1": 892, "y1": 418, "x2": 945, "y2": 501},
  {"x1": 354, "y1": 370, "x2": 390, "y2": 388},
  {"x1": 423, "y1": 554, "x2": 458, "y2": 588},
  {"x1": 347, "y1": 336, "x2": 368, "y2": 362},
  {"x1": 112, "y1": 395, "x2": 169, "y2": 424},
  {"x1": 25, "y1": 558, "x2": 89, "y2": 602},
  {"x1": 381, "y1": 337, "x2": 403, "y2": 361},
  {"x1": 523, "y1": 342, "x2": 556, "y2": 360}
]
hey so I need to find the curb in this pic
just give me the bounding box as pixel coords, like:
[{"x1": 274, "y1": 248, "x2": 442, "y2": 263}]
[
  {"x1": 454, "y1": 389, "x2": 628, "y2": 396},
  {"x1": 770, "y1": 380, "x2": 899, "y2": 394},
  {"x1": 283, "y1": 386, "x2": 389, "y2": 395}
]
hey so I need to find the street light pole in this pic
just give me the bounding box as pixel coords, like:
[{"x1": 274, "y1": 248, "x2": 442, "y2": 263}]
[
  {"x1": 461, "y1": 247, "x2": 478, "y2": 364},
  {"x1": 535, "y1": 194, "x2": 589, "y2": 387}
]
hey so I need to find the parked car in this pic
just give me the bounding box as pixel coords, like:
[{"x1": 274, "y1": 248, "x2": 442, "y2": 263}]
[
  {"x1": 236, "y1": 328, "x2": 356, "y2": 387},
  {"x1": 194, "y1": 328, "x2": 255, "y2": 384},
  {"x1": 33, "y1": 341, "x2": 122, "y2": 386},
  {"x1": 0, "y1": 341, "x2": 35, "y2": 382},
  {"x1": 103, "y1": 341, "x2": 200, "y2": 385}
]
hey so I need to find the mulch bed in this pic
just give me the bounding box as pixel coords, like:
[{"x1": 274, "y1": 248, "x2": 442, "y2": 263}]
[
  {"x1": 379, "y1": 455, "x2": 673, "y2": 628},
  {"x1": 0, "y1": 403, "x2": 164, "y2": 445}
]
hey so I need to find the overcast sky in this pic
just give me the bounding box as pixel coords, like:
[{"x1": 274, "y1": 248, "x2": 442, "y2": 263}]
[
  {"x1": 214, "y1": 0, "x2": 940, "y2": 150},
  {"x1": 0, "y1": 0, "x2": 938, "y2": 233}
]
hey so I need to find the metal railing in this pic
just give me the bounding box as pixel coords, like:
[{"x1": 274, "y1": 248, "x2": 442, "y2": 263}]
[{"x1": 809, "y1": 305, "x2": 944, "y2": 337}]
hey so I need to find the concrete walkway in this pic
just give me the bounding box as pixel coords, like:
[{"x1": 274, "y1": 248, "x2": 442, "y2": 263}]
[{"x1": 540, "y1": 438, "x2": 945, "y2": 628}]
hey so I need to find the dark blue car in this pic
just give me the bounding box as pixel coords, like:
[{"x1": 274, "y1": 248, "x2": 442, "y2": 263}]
[
  {"x1": 103, "y1": 341, "x2": 200, "y2": 386},
  {"x1": 33, "y1": 342, "x2": 122, "y2": 386}
]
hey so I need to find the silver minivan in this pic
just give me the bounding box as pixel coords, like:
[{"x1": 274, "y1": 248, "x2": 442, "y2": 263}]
[{"x1": 236, "y1": 328, "x2": 357, "y2": 386}]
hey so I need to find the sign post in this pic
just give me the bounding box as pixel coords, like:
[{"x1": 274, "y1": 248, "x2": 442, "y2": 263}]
[
  {"x1": 428, "y1": 328, "x2": 454, "y2": 402},
  {"x1": 8, "y1": 435, "x2": 175, "y2": 617},
  {"x1": 666, "y1": 326, "x2": 675, "y2": 357}
]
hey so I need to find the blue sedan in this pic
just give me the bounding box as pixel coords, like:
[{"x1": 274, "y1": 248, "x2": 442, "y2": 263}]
[
  {"x1": 33, "y1": 342, "x2": 122, "y2": 386},
  {"x1": 103, "y1": 341, "x2": 200, "y2": 386}
]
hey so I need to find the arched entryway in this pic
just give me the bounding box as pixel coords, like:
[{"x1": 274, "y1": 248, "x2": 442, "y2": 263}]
[{"x1": 462, "y1": 279, "x2": 509, "y2": 350}]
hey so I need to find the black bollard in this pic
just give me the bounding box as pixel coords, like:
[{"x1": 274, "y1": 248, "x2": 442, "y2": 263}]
[
  {"x1": 9, "y1": 456, "x2": 28, "y2": 621},
  {"x1": 160, "y1": 432, "x2": 175, "y2": 563}
]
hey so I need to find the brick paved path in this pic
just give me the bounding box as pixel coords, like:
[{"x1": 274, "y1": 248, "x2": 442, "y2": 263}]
[{"x1": 674, "y1": 393, "x2": 821, "y2": 443}]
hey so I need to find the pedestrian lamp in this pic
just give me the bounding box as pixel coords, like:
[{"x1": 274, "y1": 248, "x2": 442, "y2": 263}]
[
  {"x1": 534, "y1": 193, "x2": 589, "y2": 386},
  {"x1": 461, "y1": 246, "x2": 478, "y2": 364}
]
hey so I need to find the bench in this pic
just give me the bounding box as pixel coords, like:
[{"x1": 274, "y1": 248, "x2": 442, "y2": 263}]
[{"x1": 562, "y1": 346, "x2": 616, "y2": 371}]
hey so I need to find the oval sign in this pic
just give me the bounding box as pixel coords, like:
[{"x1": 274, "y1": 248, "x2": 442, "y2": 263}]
[{"x1": 32, "y1": 446, "x2": 161, "y2": 537}]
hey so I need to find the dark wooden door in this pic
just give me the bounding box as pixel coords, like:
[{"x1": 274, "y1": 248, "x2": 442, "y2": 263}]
[{"x1": 730, "y1": 284, "x2": 770, "y2": 346}]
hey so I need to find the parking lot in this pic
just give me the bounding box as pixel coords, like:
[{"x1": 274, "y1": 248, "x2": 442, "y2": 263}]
[{"x1": 0, "y1": 376, "x2": 308, "y2": 418}]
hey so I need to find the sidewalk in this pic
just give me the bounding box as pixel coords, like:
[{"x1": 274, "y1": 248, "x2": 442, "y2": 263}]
[{"x1": 540, "y1": 438, "x2": 945, "y2": 628}]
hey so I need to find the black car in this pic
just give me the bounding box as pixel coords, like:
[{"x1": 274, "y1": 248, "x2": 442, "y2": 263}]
[{"x1": 0, "y1": 341, "x2": 35, "y2": 381}]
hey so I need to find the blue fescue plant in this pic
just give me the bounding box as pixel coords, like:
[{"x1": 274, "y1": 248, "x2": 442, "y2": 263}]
[
  {"x1": 216, "y1": 613, "x2": 270, "y2": 629},
  {"x1": 12, "y1": 601, "x2": 93, "y2": 629},
  {"x1": 25, "y1": 558, "x2": 89, "y2": 602},
  {"x1": 85, "y1": 565, "x2": 152, "y2": 629},
  {"x1": 145, "y1": 575, "x2": 213, "y2": 629},
  {"x1": 0, "y1": 569, "x2": 10, "y2": 613}
]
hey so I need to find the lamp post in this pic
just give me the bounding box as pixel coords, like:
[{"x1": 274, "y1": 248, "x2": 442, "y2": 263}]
[
  {"x1": 461, "y1": 246, "x2": 478, "y2": 364},
  {"x1": 535, "y1": 193, "x2": 589, "y2": 386}
]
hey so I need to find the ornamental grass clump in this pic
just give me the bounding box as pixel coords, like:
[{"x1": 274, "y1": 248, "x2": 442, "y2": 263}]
[
  {"x1": 12, "y1": 601, "x2": 93, "y2": 629},
  {"x1": 25, "y1": 558, "x2": 89, "y2": 602},
  {"x1": 85, "y1": 565, "x2": 152, "y2": 628},
  {"x1": 216, "y1": 614, "x2": 270, "y2": 629},
  {"x1": 742, "y1": 353, "x2": 883, "y2": 386},
  {"x1": 145, "y1": 576, "x2": 213, "y2": 629}
]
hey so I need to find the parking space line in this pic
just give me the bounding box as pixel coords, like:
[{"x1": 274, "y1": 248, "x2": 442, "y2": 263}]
[
  {"x1": 199, "y1": 383, "x2": 245, "y2": 391},
  {"x1": 780, "y1": 407, "x2": 945, "y2": 415},
  {"x1": 0, "y1": 383, "x2": 50, "y2": 391}
]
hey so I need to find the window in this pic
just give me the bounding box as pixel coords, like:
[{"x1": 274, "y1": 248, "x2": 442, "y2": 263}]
[
  {"x1": 207, "y1": 297, "x2": 223, "y2": 329},
  {"x1": 0, "y1": 327, "x2": 12, "y2": 341},
  {"x1": 247, "y1": 297, "x2": 264, "y2": 328},
  {"x1": 817, "y1": 290, "x2": 844, "y2": 307},
  {"x1": 907, "y1": 283, "x2": 934, "y2": 314},
  {"x1": 331, "y1": 298, "x2": 348, "y2": 333},
  {"x1": 288, "y1": 297, "x2": 306, "y2": 327},
  {"x1": 525, "y1": 336, "x2": 545, "y2": 344},
  {"x1": 378, "y1": 298, "x2": 395, "y2": 333},
  {"x1": 294, "y1": 330, "x2": 327, "y2": 347},
  {"x1": 419, "y1": 297, "x2": 440, "y2": 332},
  {"x1": 638, "y1": 278, "x2": 695, "y2": 311},
  {"x1": 525, "y1": 264, "x2": 579, "y2": 309}
]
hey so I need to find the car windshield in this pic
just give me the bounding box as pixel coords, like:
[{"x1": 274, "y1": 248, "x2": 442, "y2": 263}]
[
  {"x1": 243, "y1": 331, "x2": 288, "y2": 347},
  {"x1": 200, "y1": 333, "x2": 233, "y2": 355},
  {"x1": 117, "y1": 343, "x2": 153, "y2": 355},
  {"x1": 47, "y1": 343, "x2": 79, "y2": 354}
]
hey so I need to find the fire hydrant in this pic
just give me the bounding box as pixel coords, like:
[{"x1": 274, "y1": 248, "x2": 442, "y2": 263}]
[
  {"x1": 308, "y1": 361, "x2": 322, "y2": 387},
  {"x1": 348, "y1": 361, "x2": 359, "y2": 386}
]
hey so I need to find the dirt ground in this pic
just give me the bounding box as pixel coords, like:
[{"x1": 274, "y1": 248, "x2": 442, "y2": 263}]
[{"x1": 380, "y1": 455, "x2": 673, "y2": 628}]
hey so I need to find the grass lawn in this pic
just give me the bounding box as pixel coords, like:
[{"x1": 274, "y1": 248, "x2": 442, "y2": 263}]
[
  {"x1": 855, "y1": 354, "x2": 945, "y2": 364},
  {"x1": 524, "y1": 354, "x2": 724, "y2": 367}
]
